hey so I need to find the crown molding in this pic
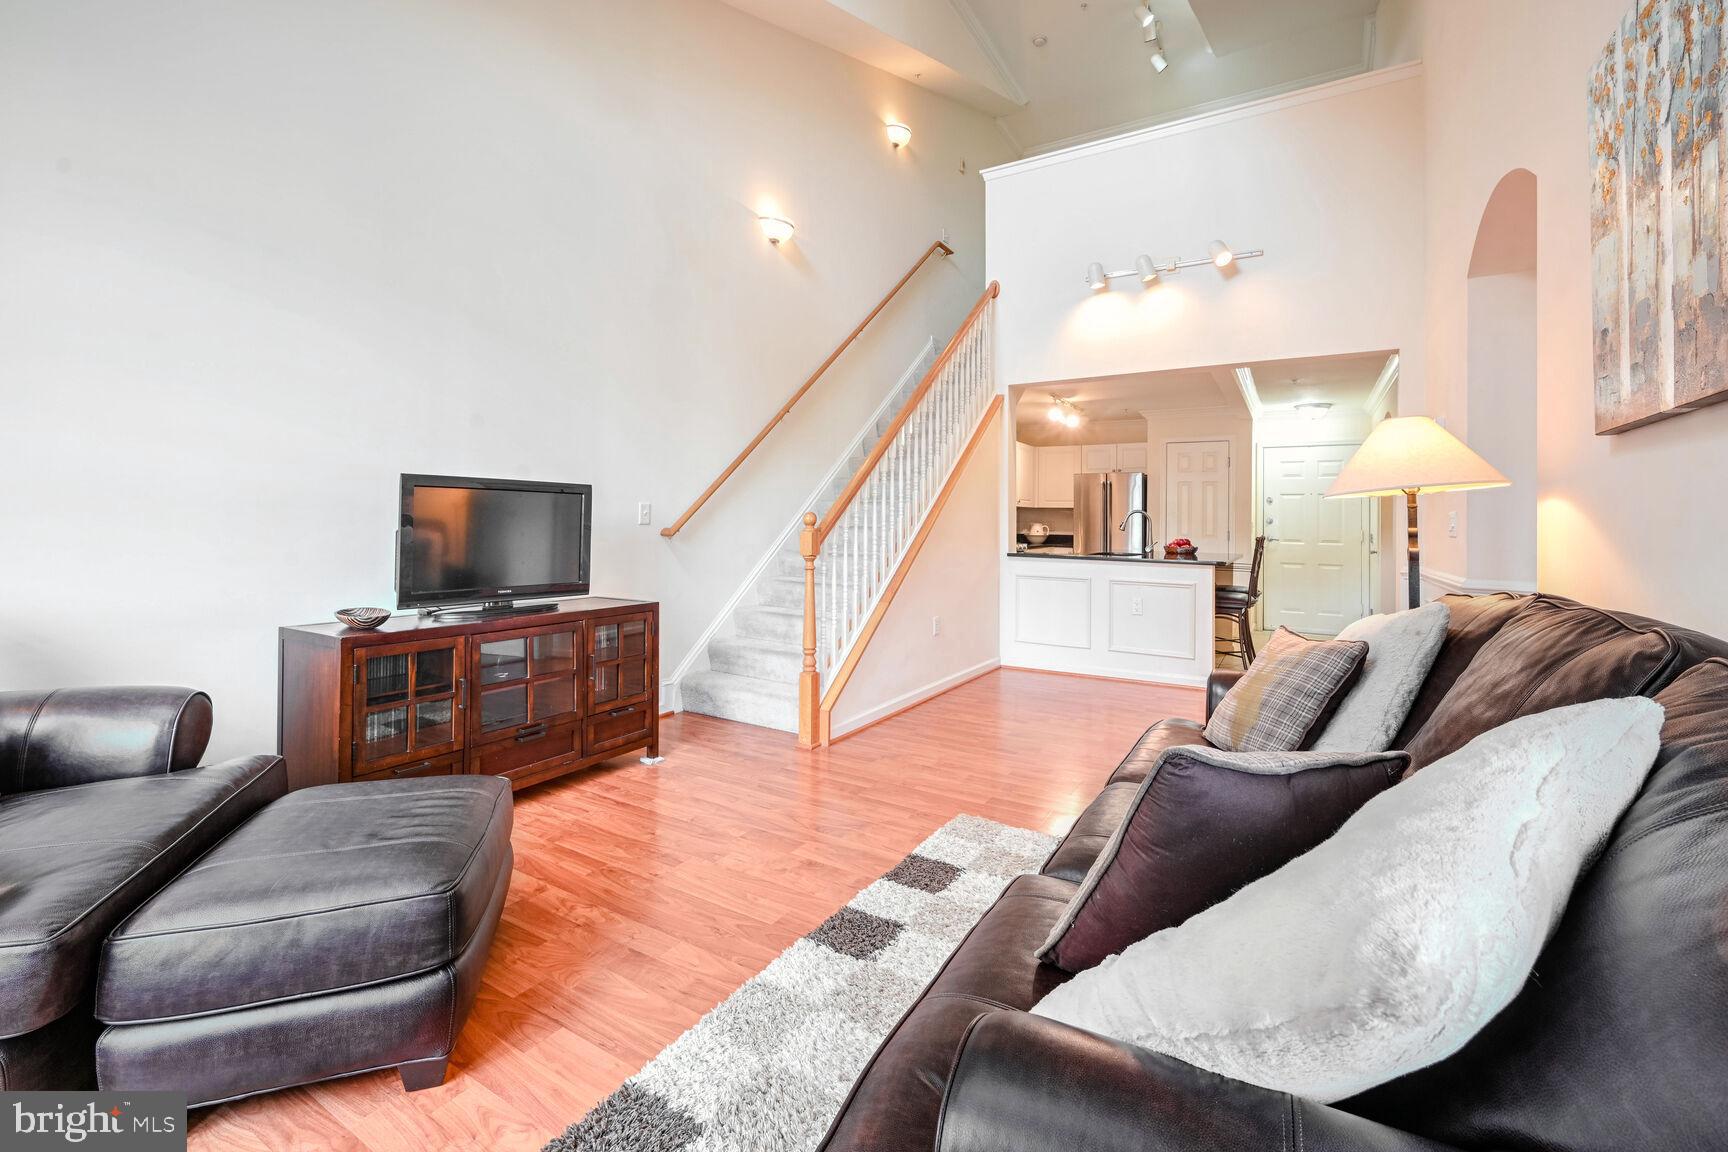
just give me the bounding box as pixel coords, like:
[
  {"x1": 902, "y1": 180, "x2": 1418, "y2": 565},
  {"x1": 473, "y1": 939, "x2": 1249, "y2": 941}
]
[
  {"x1": 1363, "y1": 353, "x2": 1401, "y2": 417},
  {"x1": 947, "y1": 0, "x2": 1028, "y2": 108}
]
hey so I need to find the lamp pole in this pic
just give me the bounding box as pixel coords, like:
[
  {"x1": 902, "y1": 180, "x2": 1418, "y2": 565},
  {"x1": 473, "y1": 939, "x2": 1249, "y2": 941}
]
[{"x1": 1405, "y1": 488, "x2": 1421, "y2": 609}]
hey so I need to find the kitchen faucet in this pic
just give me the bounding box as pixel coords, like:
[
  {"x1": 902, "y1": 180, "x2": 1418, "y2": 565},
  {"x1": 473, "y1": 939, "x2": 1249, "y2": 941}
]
[{"x1": 1119, "y1": 509, "x2": 1153, "y2": 557}]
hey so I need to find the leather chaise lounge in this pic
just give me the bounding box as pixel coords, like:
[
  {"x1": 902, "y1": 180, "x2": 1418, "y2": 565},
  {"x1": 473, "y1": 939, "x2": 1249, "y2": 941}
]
[
  {"x1": 0, "y1": 687, "x2": 286, "y2": 1091},
  {"x1": 819, "y1": 593, "x2": 1728, "y2": 1152},
  {"x1": 1, "y1": 686, "x2": 513, "y2": 1105}
]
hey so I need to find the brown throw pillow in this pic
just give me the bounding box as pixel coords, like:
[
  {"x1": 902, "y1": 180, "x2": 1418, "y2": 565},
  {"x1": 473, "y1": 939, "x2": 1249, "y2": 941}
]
[
  {"x1": 1038, "y1": 744, "x2": 1407, "y2": 973},
  {"x1": 1204, "y1": 627, "x2": 1369, "y2": 752}
]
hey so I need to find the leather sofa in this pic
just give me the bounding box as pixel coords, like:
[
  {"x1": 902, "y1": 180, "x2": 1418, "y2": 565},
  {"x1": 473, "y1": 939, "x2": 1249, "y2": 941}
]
[
  {"x1": 0, "y1": 687, "x2": 286, "y2": 1091},
  {"x1": 817, "y1": 593, "x2": 1728, "y2": 1152}
]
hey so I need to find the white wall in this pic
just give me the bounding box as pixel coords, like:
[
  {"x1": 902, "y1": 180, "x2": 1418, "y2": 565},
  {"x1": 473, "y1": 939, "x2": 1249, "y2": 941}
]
[
  {"x1": 0, "y1": 0, "x2": 1014, "y2": 758},
  {"x1": 982, "y1": 66, "x2": 1426, "y2": 398},
  {"x1": 1415, "y1": 0, "x2": 1728, "y2": 631},
  {"x1": 828, "y1": 407, "x2": 1001, "y2": 737}
]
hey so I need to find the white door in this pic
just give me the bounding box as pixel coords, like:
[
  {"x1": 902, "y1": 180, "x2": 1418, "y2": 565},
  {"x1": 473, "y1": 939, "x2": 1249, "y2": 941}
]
[
  {"x1": 1080, "y1": 444, "x2": 1117, "y2": 473},
  {"x1": 1261, "y1": 443, "x2": 1368, "y2": 636},
  {"x1": 1015, "y1": 443, "x2": 1036, "y2": 506},
  {"x1": 1164, "y1": 441, "x2": 1231, "y2": 554},
  {"x1": 1116, "y1": 442, "x2": 1151, "y2": 471},
  {"x1": 1035, "y1": 445, "x2": 1080, "y2": 507}
]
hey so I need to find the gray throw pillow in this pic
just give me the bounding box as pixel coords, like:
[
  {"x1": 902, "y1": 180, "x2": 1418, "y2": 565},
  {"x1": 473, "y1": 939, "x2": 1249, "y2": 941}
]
[
  {"x1": 1204, "y1": 627, "x2": 1368, "y2": 752},
  {"x1": 1310, "y1": 602, "x2": 1451, "y2": 752},
  {"x1": 1032, "y1": 697, "x2": 1665, "y2": 1103}
]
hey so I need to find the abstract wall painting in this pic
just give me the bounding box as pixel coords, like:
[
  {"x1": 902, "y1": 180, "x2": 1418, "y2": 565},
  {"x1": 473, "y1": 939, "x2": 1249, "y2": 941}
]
[{"x1": 1591, "y1": 0, "x2": 1728, "y2": 434}]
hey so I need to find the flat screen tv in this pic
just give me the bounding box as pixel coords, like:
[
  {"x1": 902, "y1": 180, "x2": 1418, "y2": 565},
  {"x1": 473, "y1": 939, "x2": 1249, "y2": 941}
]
[{"x1": 397, "y1": 474, "x2": 592, "y2": 615}]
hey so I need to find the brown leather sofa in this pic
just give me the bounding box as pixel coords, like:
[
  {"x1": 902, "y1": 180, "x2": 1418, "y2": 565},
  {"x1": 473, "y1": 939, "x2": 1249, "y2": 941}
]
[
  {"x1": 817, "y1": 593, "x2": 1728, "y2": 1152},
  {"x1": 0, "y1": 687, "x2": 286, "y2": 1091}
]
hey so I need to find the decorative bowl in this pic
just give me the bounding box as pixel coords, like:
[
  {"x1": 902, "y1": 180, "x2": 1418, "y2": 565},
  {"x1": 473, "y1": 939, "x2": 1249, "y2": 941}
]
[{"x1": 335, "y1": 607, "x2": 390, "y2": 630}]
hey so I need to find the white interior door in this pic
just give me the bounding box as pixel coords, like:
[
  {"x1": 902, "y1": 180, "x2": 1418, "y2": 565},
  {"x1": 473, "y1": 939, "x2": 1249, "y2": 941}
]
[
  {"x1": 1164, "y1": 441, "x2": 1231, "y2": 554},
  {"x1": 1261, "y1": 443, "x2": 1368, "y2": 636}
]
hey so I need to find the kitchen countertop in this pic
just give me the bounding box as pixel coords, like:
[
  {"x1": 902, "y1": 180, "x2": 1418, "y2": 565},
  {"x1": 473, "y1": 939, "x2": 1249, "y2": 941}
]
[{"x1": 1007, "y1": 550, "x2": 1241, "y2": 568}]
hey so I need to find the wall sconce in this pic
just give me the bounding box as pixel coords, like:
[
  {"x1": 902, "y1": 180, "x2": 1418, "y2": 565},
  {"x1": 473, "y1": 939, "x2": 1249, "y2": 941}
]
[
  {"x1": 758, "y1": 216, "x2": 796, "y2": 245},
  {"x1": 886, "y1": 122, "x2": 912, "y2": 149},
  {"x1": 1082, "y1": 243, "x2": 1263, "y2": 292}
]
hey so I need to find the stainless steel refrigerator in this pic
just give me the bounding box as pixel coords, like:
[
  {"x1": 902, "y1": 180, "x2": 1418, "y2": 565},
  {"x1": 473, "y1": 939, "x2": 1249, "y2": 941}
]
[{"x1": 1074, "y1": 472, "x2": 1153, "y2": 556}]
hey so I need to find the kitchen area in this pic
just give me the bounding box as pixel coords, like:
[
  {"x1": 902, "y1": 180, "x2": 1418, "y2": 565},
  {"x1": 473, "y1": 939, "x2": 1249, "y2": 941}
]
[{"x1": 1004, "y1": 394, "x2": 1240, "y2": 688}]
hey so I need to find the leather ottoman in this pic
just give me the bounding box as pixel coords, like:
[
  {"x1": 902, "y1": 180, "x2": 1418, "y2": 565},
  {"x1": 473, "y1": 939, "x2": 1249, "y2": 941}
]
[{"x1": 91, "y1": 776, "x2": 513, "y2": 1107}]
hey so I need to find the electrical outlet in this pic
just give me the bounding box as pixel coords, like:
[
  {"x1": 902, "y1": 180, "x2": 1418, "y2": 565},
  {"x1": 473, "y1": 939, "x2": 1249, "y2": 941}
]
[
  {"x1": 931, "y1": 616, "x2": 941, "y2": 637},
  {"x1": 637, "y1": 502, "x2": 652, "y2": 526},
  {"x1": 1447, "y1": 511, "x2": 1458, "y2": 538},
  {"x1": 1131, "y1": 596, "x2": 1144, "y2": 616}
]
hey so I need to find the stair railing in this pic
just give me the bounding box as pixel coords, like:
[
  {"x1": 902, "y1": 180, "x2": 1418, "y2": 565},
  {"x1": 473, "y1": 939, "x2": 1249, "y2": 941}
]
[
  {"x1": 797, "y1": 281, "x2": 999, "y2": 746},
  {"x1": 660, "y1": 239, "x2": 954, "y2": 539}
]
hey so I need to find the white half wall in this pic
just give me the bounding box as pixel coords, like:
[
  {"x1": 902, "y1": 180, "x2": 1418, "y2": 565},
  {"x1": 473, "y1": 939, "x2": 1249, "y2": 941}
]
[
  {"x1": 826, "y1": 406, "x2": 1002, "y2": 739},
  {"x1": 0, "y1": 0, "x2": 1015, "y2": 758}
]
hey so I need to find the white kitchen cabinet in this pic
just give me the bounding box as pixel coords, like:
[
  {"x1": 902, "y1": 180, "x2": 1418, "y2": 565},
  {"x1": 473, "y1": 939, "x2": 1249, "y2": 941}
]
[
  {"x1": 1034, "y1": 445, "x2": 1081, "y2": 507},
  {"x1": 1080, "y1": 444, "x2": 1118, "y2": 473},
  {"x1": 1116, "y1": 442, "x2": 1151, "y2": 471},
  {"x1": 1015, "y1": 442, "x2": 1037, "y2": 506}
]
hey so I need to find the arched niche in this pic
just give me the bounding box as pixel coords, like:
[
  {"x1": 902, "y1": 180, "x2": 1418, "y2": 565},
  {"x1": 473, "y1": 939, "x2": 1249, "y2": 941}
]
[{"x1": 1462, "y1": 169, "x2": 1539, "y2": 590}]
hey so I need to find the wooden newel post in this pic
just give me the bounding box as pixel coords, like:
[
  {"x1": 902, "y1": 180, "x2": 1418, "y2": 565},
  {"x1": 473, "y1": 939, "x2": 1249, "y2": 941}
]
[{"x1": 798, "y1": 512, "x2": 820, "y2": 748}]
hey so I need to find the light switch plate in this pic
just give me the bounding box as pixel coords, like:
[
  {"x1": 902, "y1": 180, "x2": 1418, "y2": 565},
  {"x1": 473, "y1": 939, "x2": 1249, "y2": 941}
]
[{"x1": 637, "y1": 502, "x2": 652, "y2": 526}]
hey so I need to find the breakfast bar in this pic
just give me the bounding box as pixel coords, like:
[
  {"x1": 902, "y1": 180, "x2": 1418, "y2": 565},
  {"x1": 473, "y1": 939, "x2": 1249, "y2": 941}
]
[{"x1": 998, "y1": 551, "x2": 1239, "y2": 687}]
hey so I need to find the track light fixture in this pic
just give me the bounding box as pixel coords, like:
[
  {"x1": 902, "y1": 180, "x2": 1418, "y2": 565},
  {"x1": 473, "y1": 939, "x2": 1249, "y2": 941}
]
[
  {"x1": 1134, "y1": 4, "x2": 1156, "y2": 28},
  {"x1": 1082, "y1": 243, "x2": 1264, "y2": 292},
  {"x1": 1047, "y1": 395, "x2": 1086, "y2": 427},
  {"x1": 1150, "y1": 48, "x2": 1169, "y2": 72}
]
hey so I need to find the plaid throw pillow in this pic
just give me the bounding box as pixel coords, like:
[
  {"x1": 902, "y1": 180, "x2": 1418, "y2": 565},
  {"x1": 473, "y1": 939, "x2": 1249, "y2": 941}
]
[{"x1": 1205, "y1": 627, "x2": 1369, "y2": 752}]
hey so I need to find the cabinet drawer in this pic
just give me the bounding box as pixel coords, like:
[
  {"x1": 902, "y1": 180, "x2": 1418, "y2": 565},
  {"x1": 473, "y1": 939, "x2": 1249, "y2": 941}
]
[
  {"x1": 585, "y1": 702, "x2": 652, "y2": 756},
  {"x1": 351, "y1": 752, "x2": 461, "y2": 784},
  {"x1": 470, "y1": 718, "x2": 580, "y2": 779}
]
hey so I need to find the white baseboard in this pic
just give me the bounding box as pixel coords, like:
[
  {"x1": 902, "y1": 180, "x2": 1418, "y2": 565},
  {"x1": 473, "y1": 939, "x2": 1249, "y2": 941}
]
[
  {"x1": 661, "y1": 679, "x2": 679, "y2": 713},
  {"x1": 827, "y1": 659, "x2": 999, "y2": 740},
  {"x1": 1416, "y1": 567, "x2": 1539, "y2": 598},
  {"x1": 1000, "y1": 660, "x2": 1211, "y2": 690}
]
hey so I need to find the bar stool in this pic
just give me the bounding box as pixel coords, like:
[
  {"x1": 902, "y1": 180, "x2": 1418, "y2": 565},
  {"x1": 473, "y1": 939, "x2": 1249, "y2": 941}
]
[{"x1": 1215, "y1": 535, "x2": 1266, "y2": 668}]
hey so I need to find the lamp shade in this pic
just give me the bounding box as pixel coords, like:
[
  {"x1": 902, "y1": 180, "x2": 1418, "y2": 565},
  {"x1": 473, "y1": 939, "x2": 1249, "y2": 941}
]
[{"x1": 1326, "y1": 416, "x2": 1510, "y2": 499}]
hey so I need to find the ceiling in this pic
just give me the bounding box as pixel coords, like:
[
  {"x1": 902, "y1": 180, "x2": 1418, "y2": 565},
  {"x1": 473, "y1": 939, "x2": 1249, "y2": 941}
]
[
  {"x1": 1013, "y1": 350, "x2": 1397, "y2": 436},
  {"x1": 962, "y1": 0, "x2": 1382, "y2": 152},
  {"x1": 718, "y1": 0, "x2": 1391, "y2": 155}
]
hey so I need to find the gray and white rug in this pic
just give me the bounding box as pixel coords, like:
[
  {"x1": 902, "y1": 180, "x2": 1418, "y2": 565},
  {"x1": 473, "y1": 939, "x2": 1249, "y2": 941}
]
[{"x1": 545, "y1": 814, "x2": 1058, "y2": 1152}]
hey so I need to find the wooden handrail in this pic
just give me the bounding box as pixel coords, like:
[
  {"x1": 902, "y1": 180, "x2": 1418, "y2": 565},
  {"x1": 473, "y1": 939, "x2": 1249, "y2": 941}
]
[
  {"x1": 660, "y1": 239, "x2": 955, "y2": 539},
  {"x1": 816, "y1": 280, "x2": 999, "y2": 547}
]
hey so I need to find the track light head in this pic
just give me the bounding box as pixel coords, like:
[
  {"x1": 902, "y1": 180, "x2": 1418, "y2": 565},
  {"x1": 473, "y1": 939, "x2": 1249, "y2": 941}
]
[
  {"x1": 1135, "y1": 255, "x2": 1161, "y2": 286},
  {"x1": 1134, "y1": 5, "x2": 1156, "y2": 28},
  {"x1": 1150, "y1": 49, "x2": 1169, "y2": 72},
  {"x1": 1085, "y1": 262, "x2": 1109, "y2": 292},
  {"x1": 1209, "y1": 240, "x2": 1235, "y2": 267}
]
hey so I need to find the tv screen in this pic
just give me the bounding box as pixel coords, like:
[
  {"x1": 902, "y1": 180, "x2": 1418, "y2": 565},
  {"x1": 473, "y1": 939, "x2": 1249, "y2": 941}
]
[{"x1": 397, "y1": 475, "x2": 592, "y2": 609}]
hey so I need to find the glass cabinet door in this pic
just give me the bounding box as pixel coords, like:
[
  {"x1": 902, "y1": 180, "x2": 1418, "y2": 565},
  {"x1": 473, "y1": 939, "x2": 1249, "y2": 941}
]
[
  {"x1": 471, "y1": 624, "x2": 583, "y2": 739},
  {"x1": 351, "y1": 639, "x2": 466, "y2": 772},
  {"x1": 587, "y1": 614, "x2": 651, "y2": 710}
]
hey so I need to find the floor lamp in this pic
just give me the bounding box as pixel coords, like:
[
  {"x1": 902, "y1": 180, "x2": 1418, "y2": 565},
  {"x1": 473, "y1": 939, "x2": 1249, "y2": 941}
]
[{"x1": 1325, "y1": 416, "x2": 1510, "y2": 609}]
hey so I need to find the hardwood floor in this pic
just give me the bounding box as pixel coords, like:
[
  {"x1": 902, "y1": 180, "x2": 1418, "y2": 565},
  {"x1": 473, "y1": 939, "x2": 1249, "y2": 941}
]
[{"x1": 188, "y1": 669, "x2": 1203, "y2": 1152}]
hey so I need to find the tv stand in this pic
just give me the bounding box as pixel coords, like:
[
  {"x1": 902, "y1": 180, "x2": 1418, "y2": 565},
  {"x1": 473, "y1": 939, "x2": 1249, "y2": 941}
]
[
  {"x1": 422, "y1": 599, "x2": 561, "y2": 621},
  {"x1": 278, "y1": 597, "x2": 659, "y2": 793}
]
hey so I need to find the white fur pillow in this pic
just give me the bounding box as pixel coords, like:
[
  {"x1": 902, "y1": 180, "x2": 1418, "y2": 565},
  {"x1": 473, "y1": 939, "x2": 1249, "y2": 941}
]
[
  {"x1": 1032, "y1": 697, "x2": 1664, "y2": 1103},
  {"x1": 1311, "y1": 602, "x2": 1451, "y2": 752}
]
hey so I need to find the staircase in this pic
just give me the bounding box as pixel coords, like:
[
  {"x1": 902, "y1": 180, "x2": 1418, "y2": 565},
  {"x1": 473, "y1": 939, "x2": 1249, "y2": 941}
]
[
  {"x1": 679, "y1": 372, "x2": 925, "y2": 732},
  {"x1": 680, "y1": 283, "x2": 998, "y2": 742}
]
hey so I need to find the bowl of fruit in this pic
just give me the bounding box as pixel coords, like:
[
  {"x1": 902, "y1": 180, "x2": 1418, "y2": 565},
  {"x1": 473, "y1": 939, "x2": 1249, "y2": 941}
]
[{"x1": 1165, "y1": 537, "x2": 1197, "y2": 556}]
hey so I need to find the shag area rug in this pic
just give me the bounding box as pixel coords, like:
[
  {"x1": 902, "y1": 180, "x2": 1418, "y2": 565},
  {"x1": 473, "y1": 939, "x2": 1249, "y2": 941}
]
[{"x1": 545, "y1": 814, "x2": 1058, "y2": 1152}]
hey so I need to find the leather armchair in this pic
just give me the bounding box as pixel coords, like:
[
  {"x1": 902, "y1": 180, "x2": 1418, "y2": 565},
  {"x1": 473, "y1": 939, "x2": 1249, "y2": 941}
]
[
  {"x1": 936, "y1": 1013, "x2": 1460, "y2": 1152},
  {"x1": 0, "y1": 686, "x2": 216, "y2": 792},
  {"x1": 1206, "y1": 670, "x2": 1243, "y2": 720}
]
